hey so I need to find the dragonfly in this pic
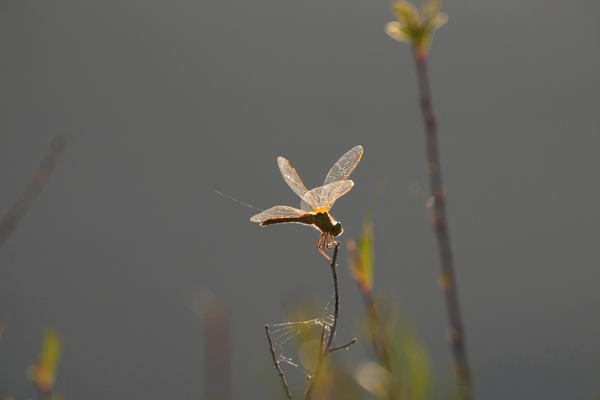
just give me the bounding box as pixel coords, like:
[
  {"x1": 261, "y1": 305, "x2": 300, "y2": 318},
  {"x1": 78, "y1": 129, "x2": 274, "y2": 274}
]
[{"x1": 251, "y1": 145, "x2": 363, "y2": 261}]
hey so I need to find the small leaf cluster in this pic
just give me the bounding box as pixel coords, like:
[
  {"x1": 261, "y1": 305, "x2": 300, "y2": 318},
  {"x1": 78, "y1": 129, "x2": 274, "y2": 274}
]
[{"x1": 385, "y1": 0, "x2": 448, "y2": 55}]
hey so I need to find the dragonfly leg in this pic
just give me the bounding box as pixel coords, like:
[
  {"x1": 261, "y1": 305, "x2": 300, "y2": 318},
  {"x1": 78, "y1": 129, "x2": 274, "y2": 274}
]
[
  {"x1": 317, "y1": 232, "x2": 331, "y2": 261},
  {"x1": 323, "y1": 233, "x2": 338, "y2": 250},
  {"x1": 332, "y1": 234, "x2": 339, "y2": 248}
]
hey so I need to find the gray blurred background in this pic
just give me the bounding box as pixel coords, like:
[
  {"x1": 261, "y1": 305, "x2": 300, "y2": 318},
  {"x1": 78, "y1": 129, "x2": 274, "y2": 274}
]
[{"x1": 1, "y1": 0, "x2": 599, "y2": 398}]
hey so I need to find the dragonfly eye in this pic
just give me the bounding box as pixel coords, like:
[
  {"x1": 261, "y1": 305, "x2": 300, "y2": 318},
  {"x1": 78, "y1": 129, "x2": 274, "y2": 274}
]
[{"x1": 331, "y1": 222, "x2": 343, "y2": 237}]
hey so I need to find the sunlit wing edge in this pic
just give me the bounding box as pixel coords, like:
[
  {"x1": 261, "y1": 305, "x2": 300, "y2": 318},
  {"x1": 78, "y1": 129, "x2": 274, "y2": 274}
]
[
  {"x1": 278, "y1": 157, "x2": 316, "y2": 205},
  {"x1": 323, "y1": 145, "x2": 363, "y2": 186}
]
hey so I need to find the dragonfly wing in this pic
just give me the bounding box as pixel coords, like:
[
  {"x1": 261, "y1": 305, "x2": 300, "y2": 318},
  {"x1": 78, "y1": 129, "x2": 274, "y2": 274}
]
[
  {"x1": 323, "y1": 145, "x2": 363, "y2": 186},
  {"x1": 278, "y1": 157, "x2": 309, "y2": 198},
  {"x1": 250, "y1": 205, "x2": 308, "y2": 223},
  {"x1": 303, "y1": 180, "x2": 354, "y2": 213},
  {"x1": 278, "y1": 157, "x2": 320, "y2": 212}
]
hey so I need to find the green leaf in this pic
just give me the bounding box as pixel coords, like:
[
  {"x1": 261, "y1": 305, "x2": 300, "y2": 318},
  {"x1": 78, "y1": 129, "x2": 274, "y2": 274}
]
[
  {"x1": 358, "y1": 219, "x2": 374, "y2": 289},
  {"x1": 33, "y1": 328, "x2": 62, "y2": 391}
]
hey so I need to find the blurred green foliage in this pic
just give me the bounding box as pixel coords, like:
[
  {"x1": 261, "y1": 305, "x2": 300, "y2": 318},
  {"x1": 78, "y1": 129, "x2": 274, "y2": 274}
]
[{"x1": 25, "y1": 328, "x2": 63, "y2": 400}]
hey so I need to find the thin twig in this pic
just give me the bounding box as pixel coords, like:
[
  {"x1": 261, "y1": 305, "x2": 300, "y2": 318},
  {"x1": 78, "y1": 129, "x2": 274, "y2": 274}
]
[
  {"x1": 329, "y1": 338, "x2": 357, "y2": 352},
  {"x1": 326, "y1": 243, "x2": 341, "y2": 351},
  {"x1": 413, "y1": 48, "x2": 473, "y2": 400},
  {"x1": 304, "y1": 243, "x2": 357, "y2": 399},
  {"x1": 0, "y1": 134, "x2": 69, "y2": 249},
  {"x1": 265, "y1": 325, "x2": 293, "y2": 399}
]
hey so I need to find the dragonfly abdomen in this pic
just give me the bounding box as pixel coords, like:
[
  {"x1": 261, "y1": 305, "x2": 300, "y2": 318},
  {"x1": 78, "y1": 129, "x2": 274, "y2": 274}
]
[{"x1": 260, "y1": 213, "x2": 317, "y2": 227}]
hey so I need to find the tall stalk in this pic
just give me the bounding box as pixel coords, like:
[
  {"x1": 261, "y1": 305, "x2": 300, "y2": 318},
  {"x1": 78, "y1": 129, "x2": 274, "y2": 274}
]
[
  {"x1": 386, "y1": 1, "x2": 473, "y2": 396},
  {"x1": 413, "y1": 48, "x2": 472, "y2": 400}
]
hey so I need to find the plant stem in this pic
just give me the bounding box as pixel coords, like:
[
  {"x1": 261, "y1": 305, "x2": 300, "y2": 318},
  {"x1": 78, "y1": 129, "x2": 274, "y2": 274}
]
[
  {"x1": 361, "y1": 283, "x2": 393, "y2": 372},
  {"x1": 362, "y1": 286, "x2": 399, "y2": 400},
  {"x1": 413, "y1": 48, "x2": 473, "y2": 400}
]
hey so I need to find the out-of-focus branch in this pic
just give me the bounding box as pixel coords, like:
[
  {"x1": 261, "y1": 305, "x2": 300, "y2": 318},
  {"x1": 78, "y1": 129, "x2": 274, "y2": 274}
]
[
  {"x1": 0, "y1": 134, "x2": 69, "y2": 249},
  {"x1": 348, "y1": 237, "x2": 397, "y2": 400},
  {"x1": 198, "y1": 293, "x2": 232, "y2": 400}
]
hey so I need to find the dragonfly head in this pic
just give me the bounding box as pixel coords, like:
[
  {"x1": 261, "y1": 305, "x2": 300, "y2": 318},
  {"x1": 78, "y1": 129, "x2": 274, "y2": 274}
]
[{"x1": 331, "y1": 222, "x2": 343, "y2": 237}]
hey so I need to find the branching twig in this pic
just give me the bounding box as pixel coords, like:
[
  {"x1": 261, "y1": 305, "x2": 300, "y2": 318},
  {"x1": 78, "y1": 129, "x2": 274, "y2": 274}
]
[
  {"x1": 304, "y1": 243, "x2": 357, "y2": 399},
  {"x1": 265, "y1": 325, "x2": 294, "y2": 400},
  {"x1": 413, "y1": 49, "x2": 472, "y2": 400}
]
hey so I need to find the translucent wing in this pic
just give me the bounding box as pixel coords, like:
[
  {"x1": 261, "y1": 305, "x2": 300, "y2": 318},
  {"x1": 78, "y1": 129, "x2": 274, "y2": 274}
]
[
  {"x1": 301, "y1": 180, "x2": 354, "y2": 213},
  {"x1": 324, "y1": 145, "x2": 363, "y2": 186},
  {"x1": 278, "y1": 157, "x2": 320, "y2": 211},
  {"x1": 250, "y1": 205, "x2": 308, "y2": 223}
]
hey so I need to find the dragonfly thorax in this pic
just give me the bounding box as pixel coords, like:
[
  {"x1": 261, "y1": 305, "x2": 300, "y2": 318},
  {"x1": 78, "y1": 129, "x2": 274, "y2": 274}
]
[{"x1": 313, "y1": 213, "x2": 343, "y2": 237}]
